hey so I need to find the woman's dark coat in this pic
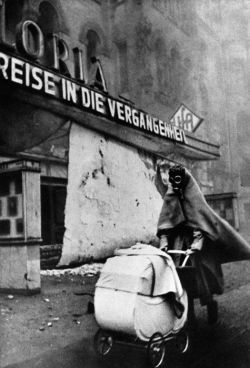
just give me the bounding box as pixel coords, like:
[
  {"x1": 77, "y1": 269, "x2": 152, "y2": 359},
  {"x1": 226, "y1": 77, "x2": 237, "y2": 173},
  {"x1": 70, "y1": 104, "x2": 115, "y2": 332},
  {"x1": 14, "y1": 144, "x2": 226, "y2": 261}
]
[{"x1": 155, "y1": 165, "x2": 250, "y2": 304}]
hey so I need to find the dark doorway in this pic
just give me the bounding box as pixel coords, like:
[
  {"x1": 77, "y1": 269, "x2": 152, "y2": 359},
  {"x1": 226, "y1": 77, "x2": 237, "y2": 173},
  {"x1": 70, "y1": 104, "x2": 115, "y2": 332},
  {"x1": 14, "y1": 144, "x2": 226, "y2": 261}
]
[{"x1": 41, "y1": 177, "x2": 67, "y2": 245}]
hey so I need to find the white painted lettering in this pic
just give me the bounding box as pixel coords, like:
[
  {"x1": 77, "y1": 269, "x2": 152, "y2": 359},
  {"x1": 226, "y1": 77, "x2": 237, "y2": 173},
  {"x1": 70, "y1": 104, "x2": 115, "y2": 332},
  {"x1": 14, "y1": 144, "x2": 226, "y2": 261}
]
[
  {"x1": 146, "y1": 115, "x2": 153, "y2": 131},
  {"x1": 181, "y1": 129, "x2": 188, "y2": 143},
  {"x1": 132, "y1": 109, "x2": 139, "y2": 126},
  {"x1": 44, "y1": 71, "x2": 56, "y2": 96},
  {"x1": 107, "y1": 98, "x2": 116, "y2": 117},
  {"x1": 124, "y1": 105, "x2": 132, "y2": 124},
  {"x1": 90, "y1": 90, "x2": 96, "y2": 109},
  {"x1": 66, "y1": 80, "x2": 77, "y2": 103},
  {"x1": 165, "y1": 124, "x2": 176, "y2": 139},
  {"x1": 95, "y1": 93, "x2": 105, "y2": 114},
  {"x1": 11, "y1": 57, "x2": 24, "y2": 84},
  {"x1": 31, "y1": 67, "x2": 43, "y2": 90},
  {"x1": 81, "y1": 87, "x2": 91, "y2": 107},
  {"x1": 117, "y1": 102, "x2": 125, "y2": 120},
  {"x1": 0, "y1": 52, "x2": 9, "y2": 80},
  {"x1": 174, "y1": 126, "x2": 182, "y2": 141},
  {"x1": 139, "y1": 113, "x2": 146, "y2": 129},
  {"x1": 61, "y1": 78, "x2": 67, "y2": 99},
  {"x1": 0, "y1": 49, "x2": 190, "y2": 145},
  {"x1": 153, "y1": 118, "x2": 159, "y2": 134},
  {"x1": 25, "y1": 62, "x2": 30, "y2": 87},
  {"x1": 159, "y1": 120, "x2": 165, "y2": 136}
]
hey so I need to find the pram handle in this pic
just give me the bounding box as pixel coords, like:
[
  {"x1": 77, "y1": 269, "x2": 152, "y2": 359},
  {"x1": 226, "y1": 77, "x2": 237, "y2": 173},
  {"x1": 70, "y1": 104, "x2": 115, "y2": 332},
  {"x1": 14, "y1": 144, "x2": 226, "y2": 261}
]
[{"x1": 167, "y1": 249, "x2": 195, "y2": 267}]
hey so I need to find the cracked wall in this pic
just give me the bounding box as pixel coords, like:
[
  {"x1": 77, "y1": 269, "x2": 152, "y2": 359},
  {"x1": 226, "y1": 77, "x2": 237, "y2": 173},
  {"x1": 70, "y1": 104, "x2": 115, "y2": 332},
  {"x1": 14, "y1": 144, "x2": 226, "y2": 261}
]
[{"x1": 59, "y1": 123, "x2": 162, "y2": 265}]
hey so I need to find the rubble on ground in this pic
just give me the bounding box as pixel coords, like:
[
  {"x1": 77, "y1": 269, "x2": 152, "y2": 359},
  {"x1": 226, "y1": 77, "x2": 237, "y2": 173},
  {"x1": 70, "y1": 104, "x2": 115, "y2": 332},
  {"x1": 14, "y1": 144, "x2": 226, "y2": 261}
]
[{"x1": 40, "y1": 263, "x2": 104, "y2": 277}]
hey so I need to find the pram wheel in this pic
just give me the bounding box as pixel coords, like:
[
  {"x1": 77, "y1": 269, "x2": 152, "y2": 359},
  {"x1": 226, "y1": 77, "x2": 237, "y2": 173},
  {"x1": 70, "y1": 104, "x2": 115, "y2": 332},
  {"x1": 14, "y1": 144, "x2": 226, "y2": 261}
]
[
  {"x1": 176, "y1": 330, "x2": 189, "y2": 354},
  {"x1": 147, "y1": 332, "x2": 166, "y2": 368},
  {"x1": 94, "y1": 329, "x2": 113, "y2": 356}
]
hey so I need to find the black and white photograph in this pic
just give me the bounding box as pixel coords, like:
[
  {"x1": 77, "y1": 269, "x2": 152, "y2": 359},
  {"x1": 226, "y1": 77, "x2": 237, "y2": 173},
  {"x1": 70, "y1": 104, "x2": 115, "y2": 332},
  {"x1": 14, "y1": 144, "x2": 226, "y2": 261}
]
[{"x1": 0, "y1": 1, "x2": 250, "y2": 367}]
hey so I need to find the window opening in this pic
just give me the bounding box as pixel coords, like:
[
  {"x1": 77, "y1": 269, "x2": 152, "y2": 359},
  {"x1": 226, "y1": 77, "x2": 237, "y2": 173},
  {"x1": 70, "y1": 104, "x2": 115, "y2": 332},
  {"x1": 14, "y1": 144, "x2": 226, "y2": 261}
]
[{"x1": 5, "y1": 0, "x2": 24, "y2": 46}]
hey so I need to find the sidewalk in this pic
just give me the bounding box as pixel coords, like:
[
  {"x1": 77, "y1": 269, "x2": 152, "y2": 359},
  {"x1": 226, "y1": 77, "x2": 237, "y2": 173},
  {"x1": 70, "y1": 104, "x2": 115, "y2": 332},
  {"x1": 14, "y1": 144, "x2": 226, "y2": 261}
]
[
  {"x1": 0, "y1": 271, "x2": 99, "y2": 368},
  {"x1": 2, "y1": 280, "x2": 250, "y2": 368},
  {"x1": 1, "y1": 260, "x2": 250, "y2": 368}
]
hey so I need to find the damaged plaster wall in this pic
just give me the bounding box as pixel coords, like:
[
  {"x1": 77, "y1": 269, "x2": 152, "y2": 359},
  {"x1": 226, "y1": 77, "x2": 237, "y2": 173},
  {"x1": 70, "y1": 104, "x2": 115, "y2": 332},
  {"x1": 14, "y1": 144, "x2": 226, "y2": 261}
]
[{"x1": 59, "y1": 123, "x2": 162, "y2": 266}]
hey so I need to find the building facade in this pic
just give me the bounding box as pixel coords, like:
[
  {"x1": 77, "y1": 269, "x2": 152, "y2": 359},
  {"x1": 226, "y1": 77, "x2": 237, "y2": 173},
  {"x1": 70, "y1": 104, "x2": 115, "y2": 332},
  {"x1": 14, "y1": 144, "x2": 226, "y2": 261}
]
[{"x1": 0, "y1": 0, "x2": 247, "y2": 292}]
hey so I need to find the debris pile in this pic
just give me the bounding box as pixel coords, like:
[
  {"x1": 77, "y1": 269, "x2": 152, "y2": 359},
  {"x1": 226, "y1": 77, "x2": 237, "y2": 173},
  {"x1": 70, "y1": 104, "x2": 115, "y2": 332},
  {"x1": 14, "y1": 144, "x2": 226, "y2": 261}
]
[{"x1": 40, "y1": 263, "x2": 104, "y2": 277}]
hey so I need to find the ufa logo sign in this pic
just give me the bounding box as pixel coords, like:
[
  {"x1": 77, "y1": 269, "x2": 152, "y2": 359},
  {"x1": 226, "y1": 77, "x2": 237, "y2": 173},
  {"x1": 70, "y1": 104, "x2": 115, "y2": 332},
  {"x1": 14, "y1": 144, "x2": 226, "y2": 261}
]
[{"x1": 170, "y1": 104, "x2": 203, "y2": 133}]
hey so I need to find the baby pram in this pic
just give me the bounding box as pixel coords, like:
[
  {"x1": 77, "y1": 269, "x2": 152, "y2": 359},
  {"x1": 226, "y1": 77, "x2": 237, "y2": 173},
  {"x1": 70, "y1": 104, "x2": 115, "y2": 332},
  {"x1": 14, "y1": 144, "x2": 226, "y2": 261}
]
[{"x1": 93, "y1": 243, "x2": 193, "y2": 368}]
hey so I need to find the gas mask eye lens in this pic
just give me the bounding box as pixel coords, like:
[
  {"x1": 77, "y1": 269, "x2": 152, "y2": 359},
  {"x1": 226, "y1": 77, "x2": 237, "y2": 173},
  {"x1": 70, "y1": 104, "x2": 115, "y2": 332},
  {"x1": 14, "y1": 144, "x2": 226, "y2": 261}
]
[{"x1": 173, "y1": 175, "x2": 182, "y2": 184}]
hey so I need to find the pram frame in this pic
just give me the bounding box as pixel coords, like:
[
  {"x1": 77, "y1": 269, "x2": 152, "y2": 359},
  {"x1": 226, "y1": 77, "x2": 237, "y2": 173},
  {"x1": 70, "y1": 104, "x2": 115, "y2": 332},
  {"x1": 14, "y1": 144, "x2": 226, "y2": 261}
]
[{"x1": 93, "y1": 249, "x2": 194, "y2": 368}]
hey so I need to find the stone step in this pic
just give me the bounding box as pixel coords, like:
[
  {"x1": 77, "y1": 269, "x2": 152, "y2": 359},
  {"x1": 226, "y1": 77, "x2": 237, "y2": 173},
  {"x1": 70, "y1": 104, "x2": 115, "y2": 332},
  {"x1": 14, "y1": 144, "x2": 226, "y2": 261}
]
[{"x1": 40, "y1": 244, "x2": 62, "y2": 270}]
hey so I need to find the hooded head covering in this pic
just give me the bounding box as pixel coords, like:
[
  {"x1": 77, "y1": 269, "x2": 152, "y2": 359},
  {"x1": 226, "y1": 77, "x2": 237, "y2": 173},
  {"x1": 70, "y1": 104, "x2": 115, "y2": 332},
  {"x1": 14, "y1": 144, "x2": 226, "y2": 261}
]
[
  {"x1": 157, "y1": 184, "x2": 185, "y2": 234},
  {"x1": 155, "y1": 164, "x2": 250, "y2": 263}
]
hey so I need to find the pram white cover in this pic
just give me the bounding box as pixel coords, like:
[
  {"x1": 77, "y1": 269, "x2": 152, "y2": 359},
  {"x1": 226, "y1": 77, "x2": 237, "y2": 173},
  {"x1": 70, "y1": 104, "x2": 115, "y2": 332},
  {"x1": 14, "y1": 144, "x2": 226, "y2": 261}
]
[{"x1": 94, "y1": 244, "x2": 188, "y2": 341}]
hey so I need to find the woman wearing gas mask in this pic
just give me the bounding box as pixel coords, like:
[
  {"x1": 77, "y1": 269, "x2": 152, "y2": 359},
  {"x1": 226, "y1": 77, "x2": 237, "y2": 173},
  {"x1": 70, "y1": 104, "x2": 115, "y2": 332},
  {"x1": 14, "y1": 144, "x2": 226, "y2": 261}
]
[{"x1": 155, "y1": 163, "x2": 250, "y2": 325}]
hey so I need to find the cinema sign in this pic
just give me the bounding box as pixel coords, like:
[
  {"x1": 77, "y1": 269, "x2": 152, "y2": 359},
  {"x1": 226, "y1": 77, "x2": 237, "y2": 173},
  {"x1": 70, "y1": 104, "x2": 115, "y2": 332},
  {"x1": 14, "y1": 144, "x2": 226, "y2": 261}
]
[{"x1": 0, "y1": 19, "x2": 187, "y2": 145}]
